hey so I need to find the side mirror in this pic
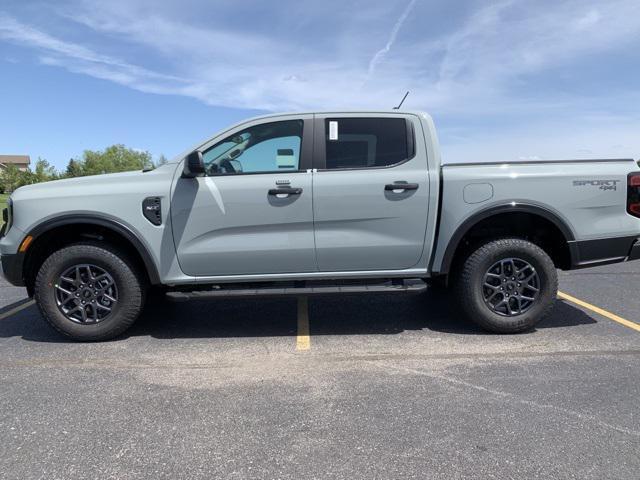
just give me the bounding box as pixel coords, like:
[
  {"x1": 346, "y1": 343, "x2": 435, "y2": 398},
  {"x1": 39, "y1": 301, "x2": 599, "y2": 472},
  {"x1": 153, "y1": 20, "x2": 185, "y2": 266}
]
[{"x1": 182, "y1": 151, "x2": 205, "y2": 178}]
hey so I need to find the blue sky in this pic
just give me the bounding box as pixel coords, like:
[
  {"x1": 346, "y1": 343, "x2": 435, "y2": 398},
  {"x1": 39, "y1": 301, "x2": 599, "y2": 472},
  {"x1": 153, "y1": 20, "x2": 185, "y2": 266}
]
[{"x1": 0, "y1": 0, "x2": 639, "y2": 169}]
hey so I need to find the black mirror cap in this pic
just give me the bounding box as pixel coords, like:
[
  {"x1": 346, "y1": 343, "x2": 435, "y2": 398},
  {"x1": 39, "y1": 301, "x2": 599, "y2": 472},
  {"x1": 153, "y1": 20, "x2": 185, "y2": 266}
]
[{"x1": 183, "y1": 151, "x2": 205, "y2": 177}]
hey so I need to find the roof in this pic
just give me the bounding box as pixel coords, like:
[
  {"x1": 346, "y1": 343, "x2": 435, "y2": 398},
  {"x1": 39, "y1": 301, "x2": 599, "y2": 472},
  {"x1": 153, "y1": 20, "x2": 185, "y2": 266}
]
[{"x1": 0, "y1": 155, "x2": 30, "y2": 165}]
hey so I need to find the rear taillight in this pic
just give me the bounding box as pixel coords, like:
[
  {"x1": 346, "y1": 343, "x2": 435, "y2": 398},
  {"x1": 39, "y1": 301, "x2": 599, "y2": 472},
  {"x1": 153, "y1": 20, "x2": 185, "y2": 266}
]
[{"x1": 628, "y1": 172, "x2": 640, "y2": 218}]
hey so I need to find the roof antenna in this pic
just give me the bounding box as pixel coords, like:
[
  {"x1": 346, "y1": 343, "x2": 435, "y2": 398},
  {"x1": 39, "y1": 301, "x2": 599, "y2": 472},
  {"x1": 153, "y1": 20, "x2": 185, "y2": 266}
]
[{"x1": 393, "y1": 91, "x2": 409, "y2": 110}]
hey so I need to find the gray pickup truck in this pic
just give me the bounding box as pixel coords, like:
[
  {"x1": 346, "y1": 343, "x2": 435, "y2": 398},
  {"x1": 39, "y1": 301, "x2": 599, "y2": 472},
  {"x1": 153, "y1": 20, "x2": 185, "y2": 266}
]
[{"x1": 2, "y1": 111, "x2": 640, "y2": 340}]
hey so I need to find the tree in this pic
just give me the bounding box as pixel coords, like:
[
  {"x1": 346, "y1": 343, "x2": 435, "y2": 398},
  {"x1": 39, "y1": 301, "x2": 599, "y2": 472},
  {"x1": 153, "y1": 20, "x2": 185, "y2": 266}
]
[
  {"x1": 65, "y1": 158, "x2": 83, "y2": 177},
  {"x1": 80, "y1": 145, "x2": 152, "y2": 176},
  {"x1": 1, "y1": 145, "x2": 156, "y2": 190},
  {"x1": 0, "y1": 158, "x2": 58, "y2": 193},
  {"x1": 0, "y1": 164, "x2": 23, "y2": 193},
  {"x1": 64, "y1": 145, "x2": 153, "y2": 177},
  {"x1": 32, "y1": 158, "x2": 58, "y2": 183},
  {"x1": 155, "y1": 154, "x2": 168, "y2": 168}
]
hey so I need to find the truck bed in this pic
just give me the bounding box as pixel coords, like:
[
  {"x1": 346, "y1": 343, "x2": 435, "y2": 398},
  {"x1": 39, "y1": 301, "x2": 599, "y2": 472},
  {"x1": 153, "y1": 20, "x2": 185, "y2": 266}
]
[{"x1": 431, "y1": 158, "x2": 640, "y2": 273}]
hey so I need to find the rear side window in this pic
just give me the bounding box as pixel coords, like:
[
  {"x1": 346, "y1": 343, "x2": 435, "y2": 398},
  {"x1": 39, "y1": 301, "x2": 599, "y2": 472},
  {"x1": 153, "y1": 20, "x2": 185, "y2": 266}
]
[{"x1": 324, "y1": 118, "x2": 409, "y2": 169}]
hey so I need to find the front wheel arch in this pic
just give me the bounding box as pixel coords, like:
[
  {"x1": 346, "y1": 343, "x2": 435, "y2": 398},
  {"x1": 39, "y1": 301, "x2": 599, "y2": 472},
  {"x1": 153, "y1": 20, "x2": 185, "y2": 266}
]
[{"x1": 23, "y1": 215, "x2": 160, "y2": 295}]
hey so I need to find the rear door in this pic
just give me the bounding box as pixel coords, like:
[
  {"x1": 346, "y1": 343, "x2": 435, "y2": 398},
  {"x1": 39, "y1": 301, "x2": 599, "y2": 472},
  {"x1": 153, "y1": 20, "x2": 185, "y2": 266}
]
[
  {"x1": 311, "y1": 114, "x2": 430, "y2": 271},
  {"x1": 171, "y1": 115, "x2": 316, "y2": 277}
]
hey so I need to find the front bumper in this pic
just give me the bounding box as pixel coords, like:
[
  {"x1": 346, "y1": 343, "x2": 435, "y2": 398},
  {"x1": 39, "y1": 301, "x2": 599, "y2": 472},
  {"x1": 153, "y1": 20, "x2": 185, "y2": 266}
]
[
  {"x1": 1, "y1": 222, "x2": 27, "y2": 287},
  {"x1": 1, "y1": 254, "x2": 26, "y2": 287}
]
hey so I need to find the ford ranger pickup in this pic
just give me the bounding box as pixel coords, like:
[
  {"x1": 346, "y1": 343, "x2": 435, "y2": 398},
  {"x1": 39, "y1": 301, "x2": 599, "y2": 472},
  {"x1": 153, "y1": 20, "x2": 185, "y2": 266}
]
[{"x1": 1, "y1": 111, "x2": 640, "y2": 340}]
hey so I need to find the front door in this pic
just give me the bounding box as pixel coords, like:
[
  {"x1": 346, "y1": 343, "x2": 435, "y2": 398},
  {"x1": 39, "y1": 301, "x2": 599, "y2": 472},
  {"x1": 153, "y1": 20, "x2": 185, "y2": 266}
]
[
  {"x1": 171, "y1": 116, "x2": 316, "y2": 277},
  {"x1": 311, "y1": 114, "x2": 430, "y2": 272}
]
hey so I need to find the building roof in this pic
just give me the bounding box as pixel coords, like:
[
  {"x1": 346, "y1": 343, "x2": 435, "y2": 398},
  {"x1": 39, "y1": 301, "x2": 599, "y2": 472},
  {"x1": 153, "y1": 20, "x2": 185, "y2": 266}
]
[{"x1": 0, "y1": 155, "x2": 30, "y2": 165}]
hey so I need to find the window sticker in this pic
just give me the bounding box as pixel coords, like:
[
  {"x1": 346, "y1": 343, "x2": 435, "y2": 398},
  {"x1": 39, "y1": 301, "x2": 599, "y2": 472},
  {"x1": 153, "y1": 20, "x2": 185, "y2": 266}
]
[
  {"x1": 329, "y1": 121, "x2": 339, "y2": 140},
  {"x1": 276, "y1": 149, "x2": 296, "y2": 169}
]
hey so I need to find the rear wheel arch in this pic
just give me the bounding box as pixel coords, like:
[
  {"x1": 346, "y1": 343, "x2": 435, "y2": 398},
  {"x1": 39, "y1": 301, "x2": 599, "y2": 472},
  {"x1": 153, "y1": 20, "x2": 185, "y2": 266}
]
[
  {"x1": 23, "y1": 214, "x2": 160, "y2": 294},
  {"x1": 439, "y1": 204, "x2": 576, "y2": 275}
]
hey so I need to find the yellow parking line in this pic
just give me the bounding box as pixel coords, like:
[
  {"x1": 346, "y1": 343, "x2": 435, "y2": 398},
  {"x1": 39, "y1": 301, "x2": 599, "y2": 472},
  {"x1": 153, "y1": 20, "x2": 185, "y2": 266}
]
[
  {"x1": 296, "y1": 296, "x2": 310, "y2": 351},
  {"x1": 0, "y1": 299, "x2": 35, "y2": 321},
  {"x1": 558, "y1": 291, "x2": 640, "y2": 333}
]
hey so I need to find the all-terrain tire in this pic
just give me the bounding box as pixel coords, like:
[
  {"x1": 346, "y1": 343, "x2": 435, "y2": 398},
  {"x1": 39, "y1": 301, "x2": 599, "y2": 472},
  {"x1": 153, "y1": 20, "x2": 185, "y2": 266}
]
[
  {"x1": 454, "y1": 238, "x2": 557, "y2": 333},
  {"x1": 34, "y1": 243, "x2": 145, "y2": 341}
]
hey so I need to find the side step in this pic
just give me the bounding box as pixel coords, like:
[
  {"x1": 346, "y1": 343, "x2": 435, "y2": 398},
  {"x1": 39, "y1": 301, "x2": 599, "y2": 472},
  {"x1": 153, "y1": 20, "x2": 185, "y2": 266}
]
[{"x1": 165, "y1": 279, "x2": 427, "y2": 302}]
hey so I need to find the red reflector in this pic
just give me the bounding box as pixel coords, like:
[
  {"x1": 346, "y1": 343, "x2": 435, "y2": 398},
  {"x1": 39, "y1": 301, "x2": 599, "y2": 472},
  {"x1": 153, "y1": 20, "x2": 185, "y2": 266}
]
[{"x1": 630, "y1": 175, "x2": 640, "y2": 187}]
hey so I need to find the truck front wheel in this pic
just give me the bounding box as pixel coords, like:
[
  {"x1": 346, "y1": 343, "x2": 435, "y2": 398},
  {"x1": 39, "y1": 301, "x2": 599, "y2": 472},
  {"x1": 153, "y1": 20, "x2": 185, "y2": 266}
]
[
  {"x1": 455, "y1": 238, "x2": 557, "y2": 333},
  {"x1": 34, "y1": 243, "x2": 145, "y2": 341}
]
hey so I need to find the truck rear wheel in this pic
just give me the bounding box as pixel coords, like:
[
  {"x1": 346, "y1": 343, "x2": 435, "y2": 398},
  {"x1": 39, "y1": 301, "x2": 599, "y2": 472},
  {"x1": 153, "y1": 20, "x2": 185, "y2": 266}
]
[
  {"x1": 455, "y1": 238, "x2": 557, "y2": 333},
  {"x1": 34, "y1": 243, "x2": 144, "y2": 341}
]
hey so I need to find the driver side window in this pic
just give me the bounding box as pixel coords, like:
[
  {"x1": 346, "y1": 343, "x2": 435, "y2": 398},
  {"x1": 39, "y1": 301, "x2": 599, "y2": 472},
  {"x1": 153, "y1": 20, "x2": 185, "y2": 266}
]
[{"x1": 202, "y1": 120, "x2": 303, "y2": 175}]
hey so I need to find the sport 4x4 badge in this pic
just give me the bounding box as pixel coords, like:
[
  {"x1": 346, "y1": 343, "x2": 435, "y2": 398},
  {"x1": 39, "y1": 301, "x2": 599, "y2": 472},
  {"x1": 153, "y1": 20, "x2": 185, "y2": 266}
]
[{"x1": 573, "y1": 179, "x2": 620, "y2": 191}]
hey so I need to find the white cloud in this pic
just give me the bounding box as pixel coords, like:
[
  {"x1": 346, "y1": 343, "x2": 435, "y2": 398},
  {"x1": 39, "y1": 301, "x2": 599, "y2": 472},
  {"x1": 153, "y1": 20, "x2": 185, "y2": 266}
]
[
  {"x1": 367, "y1": 0, "x2": 419, "y2": 76},
  {"x1": 435, "y1": 0, "x2": 639, "y2": 90},
  {"x1": 573, "y1": 9, "x2": 601, "y2": 31},
  {"x1": 2, "y1": 0, "x2": 639, "y2": 114},
  {"x1": 0, "y1": 13, "x2": 186, "y2": 89},
  {"x1": 1, "y1": 0, "x2": 640, "y2": 160}
]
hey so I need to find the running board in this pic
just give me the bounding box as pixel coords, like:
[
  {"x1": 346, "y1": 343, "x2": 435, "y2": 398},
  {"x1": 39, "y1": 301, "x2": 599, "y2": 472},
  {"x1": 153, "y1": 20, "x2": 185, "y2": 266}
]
[{"x1": 165, "y1": 279, "x2": 427, "y2": 302}]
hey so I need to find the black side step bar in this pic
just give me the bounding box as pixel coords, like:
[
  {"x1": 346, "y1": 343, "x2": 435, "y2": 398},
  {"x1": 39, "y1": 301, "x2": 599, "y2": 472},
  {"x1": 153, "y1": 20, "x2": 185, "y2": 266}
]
[{"x1": 166, "y1": 279, "x2": 427, "y2": 302}]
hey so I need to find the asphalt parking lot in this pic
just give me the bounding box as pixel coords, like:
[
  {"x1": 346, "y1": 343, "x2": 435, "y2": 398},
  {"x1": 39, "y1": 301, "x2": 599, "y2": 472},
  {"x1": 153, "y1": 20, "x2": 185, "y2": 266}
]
[{"x1": 1, "y1": 263, "x2": 639, "y2": 480}]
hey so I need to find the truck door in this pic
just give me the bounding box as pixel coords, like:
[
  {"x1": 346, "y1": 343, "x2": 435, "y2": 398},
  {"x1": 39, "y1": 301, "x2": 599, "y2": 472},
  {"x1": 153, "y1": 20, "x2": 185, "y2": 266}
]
[
  {"x1": 170, "y1": 116, "x2": 317, "y2": 277},
  {"x1": 311, "y1": 114, "x2": 430, "y2": 271}
]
